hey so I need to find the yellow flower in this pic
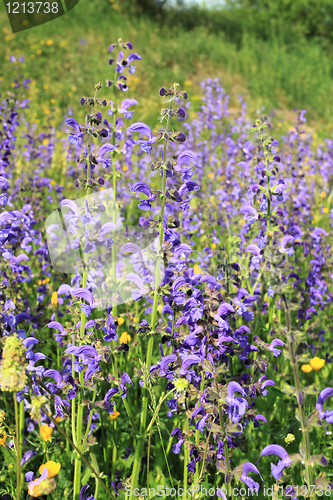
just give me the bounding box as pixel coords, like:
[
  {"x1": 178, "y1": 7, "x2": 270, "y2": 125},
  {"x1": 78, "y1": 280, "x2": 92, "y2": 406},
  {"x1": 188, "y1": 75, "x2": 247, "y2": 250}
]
[
  {"x1": 122, "y1": 166, "x2": 129, "y2": 171},
  {"x1": 117, "y1": 317, "x2": 124, "y2": 326},
  {"x1": 320, "y1": 191, "x2": 326, "y2": 198},
  {"x1": 109, "y1": 410, "x2": 120, "y2": 421},
  {"x1": 310, "y1": 356, "x2": 325, "y2": 371},
  {"x1": 193, "y1": 264, "x2": 202, "y2": 274},
  {"x1": 39, "y1": 461, "x2": 61, "y2": 478},
  {"x1": 208, "y1": 173, "x2": 214, "y2": 179},
  {"x1": 211, "y1": 243, "x2": 217, "y2": 250},
  {"x1": 51, "y1": 292, "x2": 58, "y2": 307},
  {"x1": 40, "y1": 425, "x2": 53, "y2": 442},
  {"x1": 0, "y1": 432, "x2": 7, "y2": 446},
  {"x1": 323, "y1": 207, "x2": 329, "y2": 214},
  {"x1": 301, "y1": 364, "x2": 312, "y2": 373},
  {"x1": 120, "y1": 332, "x2": 131, "y2": 344}
]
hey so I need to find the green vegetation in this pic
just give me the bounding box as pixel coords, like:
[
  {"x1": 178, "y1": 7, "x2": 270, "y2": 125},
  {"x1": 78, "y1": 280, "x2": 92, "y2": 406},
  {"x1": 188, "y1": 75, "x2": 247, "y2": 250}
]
[{"x1": 0, "y1": 0, "x2": 333, "y2": 133}]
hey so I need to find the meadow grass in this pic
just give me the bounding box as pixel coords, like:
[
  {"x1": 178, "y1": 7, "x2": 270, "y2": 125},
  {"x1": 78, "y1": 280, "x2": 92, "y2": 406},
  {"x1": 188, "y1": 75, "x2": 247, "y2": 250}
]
[{"x1": 0, "y1": 0, "x2": 333, "y2": 137}]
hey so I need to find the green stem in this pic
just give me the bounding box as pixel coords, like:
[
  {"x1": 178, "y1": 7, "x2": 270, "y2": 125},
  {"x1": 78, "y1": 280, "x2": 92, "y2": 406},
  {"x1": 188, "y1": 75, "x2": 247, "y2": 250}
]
[
  {"x1": 183, "y1": 417, "x2": 189, "y2": 500},
  {"x1": 282, "y1": 294, "x2": 313, "y2": 492},
  {"x1": 14, "y1": 393, "x2": 21, "y2": 500},
  {"x1": 81, "y1": 383, "x2": 97, "y2": 450},
  {"x1": 112, "y1": 70, "x2": 118, "y2": 318},
  {"x1": 44, "y1": 408, "x2": 115, "y2": 499}
]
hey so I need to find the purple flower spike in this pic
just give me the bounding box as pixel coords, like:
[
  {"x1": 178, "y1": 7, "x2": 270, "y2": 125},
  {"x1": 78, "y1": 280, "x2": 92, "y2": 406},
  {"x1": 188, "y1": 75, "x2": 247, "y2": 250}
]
[
  {"x1": 240, "y1": 462, "x2": 261, "y2": 493},
  {"x1": 316, "y1": 387, "x2": 333, "y2": 423},
  {"x1": 260, "y1": 444, "x2": 293, "y2": 480}
]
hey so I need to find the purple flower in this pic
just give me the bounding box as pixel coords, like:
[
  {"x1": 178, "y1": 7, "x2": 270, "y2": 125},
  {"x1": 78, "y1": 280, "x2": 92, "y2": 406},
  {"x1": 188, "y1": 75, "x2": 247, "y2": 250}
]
[
  {"x1": 127, "y1": 122, "x2": 156, "y2": 153},
  {"x1": 130, "y1": 181, "x2": 156, "y2": 211},
  {"x1": 280, "y1": 235, "x2": 295, "y2": 256},
  {"x1": 178, "y1": 354, "x2": 201, "y2": 375},
  {"x1": 226, "y1": 382, "x2": 248, "y2": 423},
  {"x1": 240, "y1": 462, "x2": 261, "y2": 493},
  {"x1": 170, "y1": 427, "x2": 184, "y2": 454},
  {"x1": 260, "y1": 444, "x2": 293, "y2": 480},
  {"x1": 119, "y1": 98, "x2": 138, "y2": 119},
  {"x1": 268, "y1": 339, "x2": 285, "y2": 357},
  {"x1": 65, "y1": 118, "x2": 84, "y2": 144},
  {"x1": 316, "y1": 387, "x2": 333, "y2": 423}
]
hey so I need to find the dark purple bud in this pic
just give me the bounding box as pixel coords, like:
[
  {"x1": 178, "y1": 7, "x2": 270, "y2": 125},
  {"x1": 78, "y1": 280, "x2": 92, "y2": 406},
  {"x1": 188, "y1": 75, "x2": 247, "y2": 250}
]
[
  {"x1": 96, "y1": 112, "x2": 102, "y2": 122},
  {"x1": 273, "y1": 155, "x2": 281, "y2": 162},
  {"x1": 176, "y1": 132, "x2": 186, "y2": 143},
  {"x1": 159, "y1": 87, "x2": 167, "y2": 96},
  {"x1": 80, "y1": 97, "x2": 86, "y2": 105},
  {"x1": 183, "y1": 92, "x2": 188, "y2": 100},
  {"x1": 176, "y1": 107, "x2": 186, "y2": 118},
  {"x1": 279, "y1": 225, "x2": 285, "y2": 232},
  {"x1": 74, "y1": 179, "x2": 80, "y2": 188},
  {"x1": 127, "y1": 42, "x2": 133, "y2": 49},
  {"x1": 276, "y1": 209, "x2": 283, "y2": 216},
  {"x1": 98, "y1": 178, "x2": 105, "y2": 185},
  {"x1": 298, "y1": 391, "x2": 303, "y2": 405},
  {"x1": 99, "y1": 204, "x2": 106, "y2": 213},
  {"x1": 109, "y1": 59, "x2": 114, "y2": 65},
  {"x1": 102, "y1": 100, "x2": 107, "y2": 107},
  {"x1": 99, "y1": 129, "x2": 108, "y2": 138}
]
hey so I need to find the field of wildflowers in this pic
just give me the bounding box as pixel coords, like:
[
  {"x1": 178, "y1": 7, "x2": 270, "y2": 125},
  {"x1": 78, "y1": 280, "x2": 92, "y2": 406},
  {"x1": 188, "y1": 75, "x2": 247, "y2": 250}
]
[{"x1": 1, "y1": 7, "x2": 333, "y2": 500}]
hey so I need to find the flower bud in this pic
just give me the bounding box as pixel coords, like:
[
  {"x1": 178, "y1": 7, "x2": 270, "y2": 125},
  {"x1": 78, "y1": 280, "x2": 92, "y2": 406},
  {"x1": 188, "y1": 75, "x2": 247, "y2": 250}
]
[
  {"x1": 176, "y1": 132, "x2": 186, "y2": 143},
  {"x1": 159, "y1": 87, "x2": 167, "y2": 97},
  {"x1": 109, "y1": 58, "x2": 114, "y2": 65},
  {"x1": 98, "y1": 177, "x2": 105, "y2": 185},
  {"x1": 176, "y1": 107, "x2": 186, "y2": 118},
  {"x1": 0, "y1": 334, "x2": 27, "y2": 392}
]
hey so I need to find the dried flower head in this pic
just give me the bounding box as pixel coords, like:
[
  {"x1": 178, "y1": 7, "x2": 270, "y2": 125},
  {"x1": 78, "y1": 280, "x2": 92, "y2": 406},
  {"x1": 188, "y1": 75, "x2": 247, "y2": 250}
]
[{"x1": 0, "y1": 334, "x2": 27, "y2": 392}]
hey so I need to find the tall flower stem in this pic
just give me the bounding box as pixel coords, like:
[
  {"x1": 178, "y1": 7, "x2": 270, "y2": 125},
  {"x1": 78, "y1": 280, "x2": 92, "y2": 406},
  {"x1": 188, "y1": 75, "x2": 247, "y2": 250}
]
[
  {"x1": 111, "y1": 70, "x2": 118, "y2": 319},
  {"x1": 73, "y1": 88, "x2": 97, "y2": 500},
  {"x1": 282, "y1": 294, "x2": 313, "y2": 490},
  {"x1": 14, "y1": 393, "x2": 21, "y2": 500},
  {"x1": 129, "y1": 107, "x2": 172, "y2": 499}
]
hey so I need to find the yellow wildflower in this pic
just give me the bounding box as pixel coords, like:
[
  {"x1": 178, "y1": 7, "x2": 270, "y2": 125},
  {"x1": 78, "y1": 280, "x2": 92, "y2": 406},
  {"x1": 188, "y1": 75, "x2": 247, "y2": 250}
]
[
  {"x1": 208, "y1": 173, "x2": 214, "y2": 179},
  {"x1": 51, "y1": 292, "x2": 58, "y2": 307},
  {"x1": 310, "y1": 357, "x2": 325, "y2": 371},
  {"x1": 211, "y1": 243, "x2": 217, "y2": 250},
  {"x1": 110, "y1": 410, "x2": 120, "y2": 421},
  {"x1": 323, "y1": 207, "x2": 329, "y2": 214},
  {"x1": 117, "y1": 317, "x2": 124, "y2": 326},
  {"x1": 0, "y1": 432, "x2": 7, "y2": 446},
  {"x1": 301, "y1": 364, "x2": 312, "y2": 373},
  {"x1": 320, "y1": 191, "x2": 326, "y2": 198},
  {"x1": 120, "y1": 332, "x2": 131, "y2": 344},
  {"x1": 40, "y1": 425, "x2": 53, "y2": 442},
  {"x1": 39, "y1": 461, "x2": 61, "y2": 478},
  {"x1": 193, "y1": 264, "x2": 202, "y2": 274}
]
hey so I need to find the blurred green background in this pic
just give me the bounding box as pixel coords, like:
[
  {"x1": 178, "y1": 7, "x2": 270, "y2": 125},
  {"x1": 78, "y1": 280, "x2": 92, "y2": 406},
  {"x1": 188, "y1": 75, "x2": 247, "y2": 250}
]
[{"x1": 1, "y1": 0, "x2": 333, "y2": 135}]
